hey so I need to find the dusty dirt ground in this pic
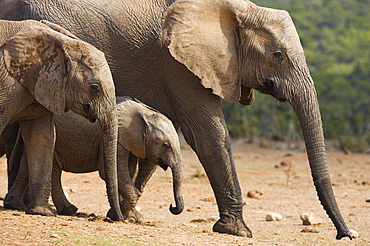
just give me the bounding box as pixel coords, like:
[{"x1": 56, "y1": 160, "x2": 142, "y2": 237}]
[{"x1": 0, "y1": 137, "x2": 369, "y2": 245}]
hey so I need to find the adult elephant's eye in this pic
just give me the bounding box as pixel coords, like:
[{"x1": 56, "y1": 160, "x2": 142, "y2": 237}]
[
  {"x1": 274, "y1": 51, "x2": 283, "y2": 61},
  {"x1": 90, "y1": 84, "x2": 100, "y2": 94},
  {"x1": 163, "y1": 143, "x2": 170, "y2": 150}
]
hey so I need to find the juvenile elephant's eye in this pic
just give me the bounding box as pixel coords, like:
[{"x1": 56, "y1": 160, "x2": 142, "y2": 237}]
[
  {"x1": 163, "y1": 143, "x2": 170, "y2": 150},
  {"x1": 274, "y1": 51, "x2": 283, "y2": 61},
  {"x1": 90, "y1": 84, "x2": 100, "y2": 94}
]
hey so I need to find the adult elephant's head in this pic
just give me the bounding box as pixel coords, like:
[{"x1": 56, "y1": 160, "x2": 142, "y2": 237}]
[
  {"x1": 161, "y1": 0, "x2": 352, "y2": 240},
  {"x1": 2, "y1": 22, "x2": 123, "y2": 221}
]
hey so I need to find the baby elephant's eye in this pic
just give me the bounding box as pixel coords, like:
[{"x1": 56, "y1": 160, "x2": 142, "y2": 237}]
[
  {"x1": 90, "y1": 84, "x2": 100, "y2": 94},
  {"x1": 163, "y1": 143, "x2": 170, "y2": 150}
]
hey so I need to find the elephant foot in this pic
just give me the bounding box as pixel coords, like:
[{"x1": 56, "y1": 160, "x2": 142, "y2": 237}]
[
  {"x1": 122, "y1": 207, "x2": 144, "y2": 224},
  {"x1": 25, "y1": 202, "x2": 56, "y2": 217},
  {"x1": 213, "y1": 213, "x2": 252, "y2": 237},
  {"x1": 107, "y1": 207, "x2": 143, "y2": 224},
  {"x1": 56, "y1": 203, "x2": 78, "y2": 215},
  {"x1": 336, "y1": 228, "x2": 353, "y2": 240},
  {"x1": 3, "y1": 193, "x2": 26, "y2": 211}
]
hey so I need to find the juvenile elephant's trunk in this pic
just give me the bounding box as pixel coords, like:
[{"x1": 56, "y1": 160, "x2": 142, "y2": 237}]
[
  {"x1": 101, "y1": 108, "x2": 123, "y2": 221},
  {"x1": 290, "y1": 82, "x2": 352, "y2": 240},
  {"x1": 169, "y1": 162, "x2": 184, "y2": 215}
]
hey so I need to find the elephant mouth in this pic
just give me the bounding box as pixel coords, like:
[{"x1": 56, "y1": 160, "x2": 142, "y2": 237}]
[
  {"x1": 277, "y1": 98, "x2": 286, "y2": 102},
  {"x1": 83, "y1": 102, "x2": 97, "y2": 123},
  {"x1": 258, "y1": 79, "x2": 287, "y2": 102},
  {"x1": 157, "y1": 157, "x2": 169, "y2": 171}
]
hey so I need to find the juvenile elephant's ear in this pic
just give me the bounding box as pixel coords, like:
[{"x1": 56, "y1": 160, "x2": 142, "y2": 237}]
[
  {"x1": 161, "y1": 0, "x2": 253, "y2": 104},
  {"x1": 3, "y1": 26, "x2": 68, "y2": 115},
  {"x1": 118, "y1": 109, "x2": 148, "y2": 159}
]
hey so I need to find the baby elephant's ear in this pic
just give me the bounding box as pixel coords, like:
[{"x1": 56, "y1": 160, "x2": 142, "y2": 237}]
[{"x1": 3, "y1": 26, "x2": 68, "y2": 115}]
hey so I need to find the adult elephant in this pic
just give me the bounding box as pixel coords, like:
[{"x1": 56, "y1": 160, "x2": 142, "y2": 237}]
[
  {"x1": 0, "y1": 19, "x2": 122, "y2": 221},
  {"x1": 0, "y1": 0, "x2": 352, "y2": 239}
]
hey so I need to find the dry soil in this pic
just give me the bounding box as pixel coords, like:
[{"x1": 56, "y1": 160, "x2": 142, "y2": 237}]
[{"x1": 0, "y1": 137, "x2": 369, "y2": 245}]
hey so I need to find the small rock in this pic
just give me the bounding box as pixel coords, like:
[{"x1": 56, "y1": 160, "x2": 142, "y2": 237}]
[
  {"x1": 300, "y1": 213, "x2": 322, "y2": 225},
  {"x1": 135, "y1": 206, "x2": 141, "y2": 211},
  {"x1": 247, "y1": 190, "x2": 263, "y2": 199},
  {"x1": 182, "y1": 223, "x2": 198, "y2": 228},
  {"x1": 350, "y1": 229, "x2": 359, "y2": 238},
  {"x1": 366, "y1": 199, "x2": 370, "y2": 203},
  {"x1": 50, "y1": 234, "x2": 61, "y2": 239},
  {"x1": 266, "y1": 212, "x2": 283, "y2": 221}
]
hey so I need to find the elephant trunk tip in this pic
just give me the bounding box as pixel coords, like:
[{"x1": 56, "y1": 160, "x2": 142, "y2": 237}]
[{"x1": 169, "y1": 196, "x2": 184, "y2": 215}]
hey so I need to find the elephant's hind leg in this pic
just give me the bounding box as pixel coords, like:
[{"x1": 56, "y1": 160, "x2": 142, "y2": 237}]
[
  {"x1": 51, "y1": 160, "x2": 78, "y2": 215},
  {"x1": 4, "y1": 152, "x2": 29, "y2": 211}
]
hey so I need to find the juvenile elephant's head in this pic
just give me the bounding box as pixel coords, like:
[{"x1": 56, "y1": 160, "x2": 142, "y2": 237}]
[
  {"x1": 117, "y1": 97, "x2": 184, "y2": 215},
  {"x1": 162, "y1": 0, "x2": 351, "y2": 239},
  {"x1": 2, "y1": 22, "x2": 122, "y2": 220},
  {"x1": 3, "y1": 23, "x2": 116, "y2": 122}
]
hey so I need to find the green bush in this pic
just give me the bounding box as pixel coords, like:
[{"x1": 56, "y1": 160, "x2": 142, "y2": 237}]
[{"x1": 339, "y1": 136, "x2": 369, "y2": 153}]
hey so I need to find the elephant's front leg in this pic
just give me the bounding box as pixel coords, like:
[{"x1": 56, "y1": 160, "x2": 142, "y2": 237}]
[
  {"x1": 19, "y1": 113, "x2": 56, "y2": 216},
  {"x1": 131, "y1": 158, "x2": 157, "y2": 197},
  {"x1": 170, "y1": 87, "x2": 251, "y2": 237}
]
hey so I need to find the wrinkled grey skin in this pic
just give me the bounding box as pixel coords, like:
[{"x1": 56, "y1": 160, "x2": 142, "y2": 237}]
[
  {"x1": 7, "y1": 96, "x2": 183, "y2": 223},
  {"x1": 0, "y1": 19, "x2": 122, "y2": 221},
  {"x1": 0, "y1": 0, "x2": 351, "y2": 239}
]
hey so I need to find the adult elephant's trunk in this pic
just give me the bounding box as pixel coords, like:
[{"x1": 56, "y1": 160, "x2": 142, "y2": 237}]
[
  {"x1": 169, "y1": 160, "x2": 184, "y2": 215},
  {"x1": 290, "y1": 82, "x2": 352, "y2": 240},
  {"x1": 100, "y1": 109, "x2": 123, "y2": 221}
]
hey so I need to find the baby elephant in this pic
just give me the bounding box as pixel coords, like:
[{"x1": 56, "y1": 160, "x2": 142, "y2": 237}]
[{"x1": 8, "y1": 96, "x2": 183, "y2": 223}]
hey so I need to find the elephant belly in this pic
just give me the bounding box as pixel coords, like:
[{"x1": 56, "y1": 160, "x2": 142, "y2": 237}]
[
  {"x1": 54, "y1": 112, "x2": 103, "y2": 173},
  {"x1": 54, "y1": 150, "x2": 100, "y2": 173}
]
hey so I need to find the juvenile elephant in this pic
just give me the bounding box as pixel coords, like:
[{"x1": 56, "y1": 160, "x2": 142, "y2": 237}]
[
  {"x1": 0, "y1": 19, "x2": 122, "y2": 220},
  {"x1": 7, "y1": 96, "x2": 183, "y2": 223},
  {"x1": 0, "y1": 0, "x2": 352, "y2": 239}
]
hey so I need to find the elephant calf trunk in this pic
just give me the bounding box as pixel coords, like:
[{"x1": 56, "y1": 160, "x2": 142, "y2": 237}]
[
  {"x1": 169, "y1": 165, "x2": 184, "y2": 215},
  {"x1": 169, "y1": 194, "x2": 184, "y2": 215}
]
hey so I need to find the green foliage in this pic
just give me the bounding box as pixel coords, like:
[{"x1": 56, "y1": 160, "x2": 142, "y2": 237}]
[
  {"x1": 339, "y1": 135, "x2": 369, "y2": 153},
  {"x1": 223, "y1": 0, "x2": 370, "y2": 151}
]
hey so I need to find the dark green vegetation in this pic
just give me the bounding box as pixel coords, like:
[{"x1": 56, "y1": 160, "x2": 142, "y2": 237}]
[{"x1": 223, "y1": 0, "x2": 370, "y2": 152}]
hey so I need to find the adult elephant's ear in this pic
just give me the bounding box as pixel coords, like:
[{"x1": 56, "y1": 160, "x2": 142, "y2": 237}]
[
  {"x1": 161, "y1": 0, "x2": 254, "y2": 104},
  {"x1": 3, "y1": 26, "x2": 68, "y2": 115}
]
